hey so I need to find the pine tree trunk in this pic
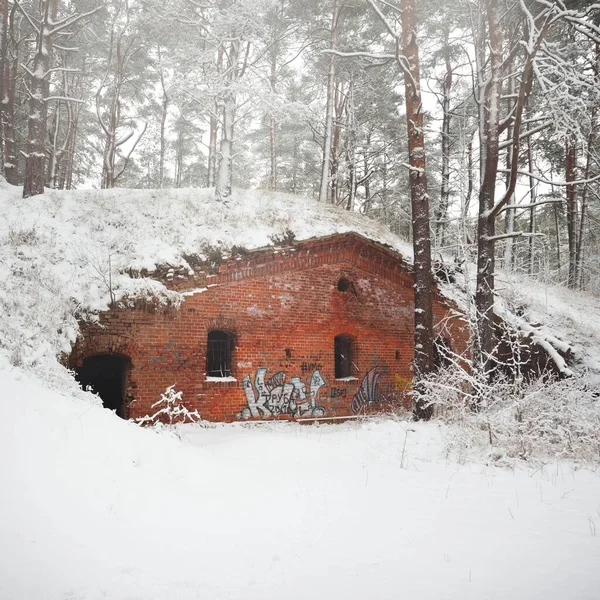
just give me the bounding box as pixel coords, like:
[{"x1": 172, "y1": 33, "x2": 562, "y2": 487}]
[
  {"x1": 527, "y1": 130, "x2": 537, "y2": 275},
  {"x1": 215, "y1": 39, "x2": 239, "y2": 202},
  {"x1": 318, "y1": 0, "x2": 339, "y2": 202},
  {"x1": 215, "y1": 91, "x2": 235, "y2": 200},
  {"x1": 400, "y1": 0, "x2": 435, "y2": 420},
  {"x1": 207, "y1": 113, "x2": 218, "y2": 187},
  {"x1": 158, "y1": 55, "x2": 168, "y2": 189},
  {"x1": 330, "y1": 81, "x2": 343, "y2": 204},
  {"x1": 61, "y1": 106, "x2": 79, "y2": 190},
  {"x1": 575, "y1": 119, "x2": 596, "y2": 289},
  {"x1": 269, "y1": 116, "x2": 277, "y2": 192},
  {"x1": 0, "y1": 0, "x2": 18, "y2": 185},
  {"x1": 46, "y1": 102, "x2": 60, "y2": 188},
  {"x1": 475, "y1": 0, "x2": 502, "y2": 376},
  {"x1": 503, "y1": 64, "x2": 516, "y2": 271},
  {"x1": 23, "y1": 0, "x2": 57, "y2": 198},
  {"x1": 435, "y1": 27, "x2": 452, "y2": 247},
  {"x1": 175, "y1": 130, "x2": 183, "y2": 188},
  {"x1": 565, "y1": 137, "x2": 577, "y2": 288},
  {"x1": 207, "y1": 45, "x2": 223, "y2": 188},
  {"x1": 268, "y1": 49, "x2": 277, "y2": 192},
  {"x1": 291, "y1": 136, "x2": 298, "y2": 194}
]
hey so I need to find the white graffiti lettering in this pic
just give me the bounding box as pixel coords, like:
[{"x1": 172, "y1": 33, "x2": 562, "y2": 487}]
[{"x1": 238, "y1": 368, "x2": 326, "y2": 420}]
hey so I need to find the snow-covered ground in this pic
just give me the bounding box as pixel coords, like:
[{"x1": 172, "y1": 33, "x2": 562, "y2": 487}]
[
  {"x1": 1, "y1": 182, "x2": 599, "y2": 598},
  {"x1": 1, "y1": 363, "x2": 599, "y2": 600}
]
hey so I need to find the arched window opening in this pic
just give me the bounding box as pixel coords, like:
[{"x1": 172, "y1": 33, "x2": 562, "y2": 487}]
[
  {"x1": 335, "y1": 334, "x2": 355, "y2": 379},
  {"x1": 75, "y1": 354, "x2": 130, "y2": 418},
  {"x1": 207, "y1": 331, "x2": 233, "y2": 377}
]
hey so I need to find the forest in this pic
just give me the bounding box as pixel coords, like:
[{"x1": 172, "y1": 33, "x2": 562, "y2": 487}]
[
  {"x1": 3, "y1": 3, "x2": 600, "y2": 594},
  {"x1": 1, "y1": 0, "x2": 599, "y2": 366}
]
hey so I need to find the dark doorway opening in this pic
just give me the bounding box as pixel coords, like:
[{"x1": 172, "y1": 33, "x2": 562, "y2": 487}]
[{"x1": 75, "y1": 354, "x2": 130, "y2": 418}]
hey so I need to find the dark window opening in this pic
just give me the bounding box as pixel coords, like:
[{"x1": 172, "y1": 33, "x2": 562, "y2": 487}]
[
  {"x1": 337, "y1": 277, "x2": 351, "y2": 292},
  {"x1": 285, "y1": 348, "x2": 292, "y2": 359},
  {"x1": 395, "y1": 350, "x2": 401, "y2": 360},
  {"x1": 75, "y1": 354, "x2": 129, "y2": 418},
  {"x1": 335, "y1": 335, "x2": 354, "y2": 378},
  {"x1": 434, "y1": 337, "x2": 452, "y2": 370},
  {"x1": 207, "y1": 330, "x2": 233, "y2": 377}
]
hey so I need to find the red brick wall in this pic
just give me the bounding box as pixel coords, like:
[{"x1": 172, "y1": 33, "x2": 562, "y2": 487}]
[{"x1": 70, "y1": 235, "x2": 469, "y2": 422}]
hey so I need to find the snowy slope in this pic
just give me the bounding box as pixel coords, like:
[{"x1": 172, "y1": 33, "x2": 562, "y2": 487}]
[
  {"x1": 499, "y1": 271, "x2": 600, "y2": 382},
  {"x1": 1, "y1": 363, "x2": 599, "y2": 600},
  {"x1": 2, "y1": 180, "x2": 599, "y2": 385},
  {"x1": 1, "y1": 183, "x2": 600, "y2": 598},
  {"x1": 0, "y1": 182, "x2": 412, "y2": 383}
]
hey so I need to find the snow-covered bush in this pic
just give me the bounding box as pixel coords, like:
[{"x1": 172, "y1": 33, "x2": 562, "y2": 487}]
[
  {"x1": 134, "y1": 385, "x2": 203, "y2": 430},
  {"x1": 417, "y1": 366, "x2": 600, "y2": 464}
]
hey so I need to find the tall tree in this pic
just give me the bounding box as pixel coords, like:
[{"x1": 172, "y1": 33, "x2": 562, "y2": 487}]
[
  {"x1": 398, "y1": 0, "x2": 435, "y2": 418},
  {"x1": 331, "y1": 0, "x2": 436, "y2": 417},
  {"x1": 20, "y1": 0, "x2": 99, "y2": 197}
]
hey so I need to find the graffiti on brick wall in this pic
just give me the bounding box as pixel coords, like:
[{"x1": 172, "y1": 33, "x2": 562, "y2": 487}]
[
  {"x1": 349, "y1": 368, "x2": 411, "y2": 413},
  {"x1": 350, "y1": 367, "x2": 382, "y2": 414},
  {"x1": 238, "y1": 368, "x2": 326, "y2": 420}
]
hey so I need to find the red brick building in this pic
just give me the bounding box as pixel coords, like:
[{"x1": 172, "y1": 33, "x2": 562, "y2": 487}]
[{"x1": 69, "y1": 233, "x2": 468, "y2": 422}]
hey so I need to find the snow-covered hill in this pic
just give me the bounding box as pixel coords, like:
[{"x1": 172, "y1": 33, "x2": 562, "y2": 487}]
[
  {"x1": 1, "y1": 183, "x2": 600, "y2": 598},
  {"x1": 1, "y1": 181, "x2": 598, "y2": 385},
  {"x1": 0, "y1": 182, "x2": 413, "y2": 387}
]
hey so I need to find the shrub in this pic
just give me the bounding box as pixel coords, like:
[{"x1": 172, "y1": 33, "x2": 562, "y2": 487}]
[
  {"x1": 416, "y1": 366, "x2": 600, "y2": 464},
  {"x1": 134, "y1": 385, "x2": 203, "y2": 429}
]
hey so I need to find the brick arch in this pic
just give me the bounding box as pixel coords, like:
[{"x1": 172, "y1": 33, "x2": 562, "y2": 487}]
[
  {"x1": 204, "y1": 317, "x2": 238, "y2": 338},
  {"x1": 69, "y1": 333, "x2": 141, "y2": 369}
]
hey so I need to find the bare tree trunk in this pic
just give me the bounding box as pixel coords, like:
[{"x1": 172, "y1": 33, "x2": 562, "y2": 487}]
[
  {"x1": 576, "y1": 118, "x2": 596, "y2": 289},
  {"x1": 97, "y1": 5, "x2": 146, "y2": 189},
  {"x1": 435, "y1": 26, "x2": 452, "y2": 247},
  {"x1": 268, "y1": 116, "x2": 277, "y2": 191},
  {"x1": 23, "y1": 0, "x2": 59, "y2": 197},
  {"x1": 175, "y1": 130, "x2": 183, "y2": 188},
  {"x1": 362, "y1": 132, "x2": 371, "y2": 211},
  {"x1": 0, "y1": 0, "x2": 17, "y2": 184},
  {"x1": 343, "y1": 81, "x2": 357, "y2": 210},
  {"x1": 47, "y1": 101, "x2": 61, "y2": 188},
  {"x1": 207, "y1": 45, "x2": 223, "y2": 188},
  {"x1": 475, "y1": 0, "x2": 502, "y2": 375},
  {"x1": 207, "y1": 113, "x2": 218, "y2": 187},
  {"x1": 157, "y1": 45, "x2": 168, "y2": 189},
  {"x1": 400, "y1": 0, "x2": 435, "y2": 420},
  {"x1": 215, "y1": 39, "x2": 240, "y2": 201},
  {"x1": 565, "y1": 137, "x2": 577, "y2": 288},
  {"x1": 215, "y1": 89, "x2": 235, "y2": 199},
  {"x1": 330, "y1": 81, "x2": 346, "y2": 204},
  {"x1": 61, "y1": 86, "x2": 81, "y2": 190},
  {"x1": 503, "y1": 61, "x2": 516, "y2": 270},
  {"x1": 462, "y1": 136, "x2": 473, "y2": 243},
  {"x1": 1, "y1": 49, "x2": 17, "y2": 185},
  {"x1": 527, "y1": 131, "x2": 537, "y2": 275},
  {"x1": 291, "y1": 135, "x2": 298, "y2": 194},
  {"x1": 318, "y1": 0, "x2": 339, "y2": 202},
  {"x1": 268, "y1": 46, "x2": 277, "y2": 192}
]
